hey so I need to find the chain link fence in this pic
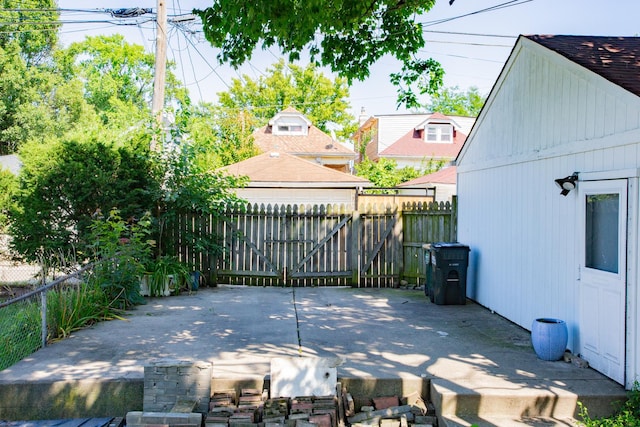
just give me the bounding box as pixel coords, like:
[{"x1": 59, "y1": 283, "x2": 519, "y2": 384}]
[{"x1": 0, "y1": 263, "x2": 95, "y2": 372}]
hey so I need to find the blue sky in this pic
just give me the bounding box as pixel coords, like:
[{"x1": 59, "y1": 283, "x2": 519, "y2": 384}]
[{"x1": 58, "y1": 0, "x2": 640, "y2": 118}]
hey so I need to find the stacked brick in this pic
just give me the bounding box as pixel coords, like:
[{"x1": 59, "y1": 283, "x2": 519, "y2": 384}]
[
  {"x1": 143, "y1": 361, "x2": 212, "y2": 413},
  {"x1": 343, "y1": 393, "x2": 437, "y2": 427},
  {"x1": 206, "y1": 390, "x2": 339, "y2": 427}
]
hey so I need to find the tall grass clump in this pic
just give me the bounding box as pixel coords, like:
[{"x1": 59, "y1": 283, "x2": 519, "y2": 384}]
[{"x1": 46, "y1": 281, "x2": 122, "y2": 341}]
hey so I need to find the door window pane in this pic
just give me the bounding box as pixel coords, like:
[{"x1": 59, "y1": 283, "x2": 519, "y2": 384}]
[{"x1": 585, "y1": 193, "x2": 619, "y2": 273}]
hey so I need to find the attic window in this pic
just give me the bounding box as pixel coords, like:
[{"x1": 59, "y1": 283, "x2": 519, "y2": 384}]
[
  {"x1": 425, "y1": 124, "x2": 453, "y2": 143},
  {"x1": 278, "y1": 124, "x2": 303, "y2": 133}
]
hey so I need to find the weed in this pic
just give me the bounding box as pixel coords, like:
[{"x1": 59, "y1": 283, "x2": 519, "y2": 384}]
[{"x1": 578, "y1": 381, "x2": 640, "y2": 426}]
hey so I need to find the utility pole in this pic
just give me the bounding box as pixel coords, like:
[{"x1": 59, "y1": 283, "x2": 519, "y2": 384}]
[{"x1": 151, "y1": 0, "x2": 167, "y2": 151}]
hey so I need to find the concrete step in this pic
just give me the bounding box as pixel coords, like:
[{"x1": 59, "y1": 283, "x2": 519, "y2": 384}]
[
  {"x1": 430, "y1": 377, "x2": 627, "y2": 421},
  {"x1": 440, "y1": 414, "x2": 579, "y2": 426}
]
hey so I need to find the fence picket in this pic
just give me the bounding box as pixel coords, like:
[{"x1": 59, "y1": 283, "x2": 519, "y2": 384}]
[{"x1": 171, "y1": 198, "x2": 457, "y2": 287}]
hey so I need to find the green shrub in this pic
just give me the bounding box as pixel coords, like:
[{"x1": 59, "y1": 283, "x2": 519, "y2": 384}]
[
  {"x1": 579, "y1": 382, "x2": 640, "y2": 426},
  {"x1": 86, "y1": 209, "x2": 154, "y2": 309}
]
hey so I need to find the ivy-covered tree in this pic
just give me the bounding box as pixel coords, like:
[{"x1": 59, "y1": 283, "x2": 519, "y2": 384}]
[
  {"x1": 217, "y1": 59, "x2": 357, "y2": 138},
  {"x1": 195, "y1": 0, "x2": 444, "y2": 109}
]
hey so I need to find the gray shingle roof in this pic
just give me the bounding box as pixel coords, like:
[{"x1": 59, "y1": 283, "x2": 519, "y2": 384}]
[{"x1": 526, "y1": 35, "x2": 640, "y2": 97}]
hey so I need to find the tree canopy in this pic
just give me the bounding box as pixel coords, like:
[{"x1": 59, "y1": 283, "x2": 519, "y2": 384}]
[
  {"x1": 54, "y1": 35, "x2": 188, "y2": 125},
  {"x1": 195, "y1": 0, "x2": 444, "y2": 108},
  {"x1": 355, "y1": 157, "x2": 444, "y2": 189},
  {"x1": 0, "y1": 0, "x2": 59, "y2": 65},
  {"x1": 217, "y1": 59, "x2": 357, "y2": 138},
  {"x1": 427, "y1": 86, "x2": 486, "y2": 117}
]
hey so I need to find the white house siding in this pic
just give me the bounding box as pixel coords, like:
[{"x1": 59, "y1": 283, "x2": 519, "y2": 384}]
[
  {"x1": 235, "y1": 188, "x2": 356, "y2": 209},
  {"x1": 456, "y1": 37, "x2": 640, "y2": 387},
  {"x1": 375, "y1": 114, "x2": 475, "y2": 154},
  {"x1": 376, "y1": 114, "x2": 430, "y2": 153}
]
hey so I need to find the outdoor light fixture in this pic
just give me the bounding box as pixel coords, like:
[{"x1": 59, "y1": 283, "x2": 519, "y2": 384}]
[{"x1": 555, "y1": 173, "x2": 579, "y2": 196}]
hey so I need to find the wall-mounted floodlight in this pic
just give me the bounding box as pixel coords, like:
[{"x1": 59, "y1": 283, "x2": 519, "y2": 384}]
[{"x1": 555, "y1": 173, "x2": 579, "y2": 196}]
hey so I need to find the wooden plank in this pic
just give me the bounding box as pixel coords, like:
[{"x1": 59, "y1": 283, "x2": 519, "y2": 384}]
[{"x1": 171, "y1": 201, "x2": 456, "y2": 288}]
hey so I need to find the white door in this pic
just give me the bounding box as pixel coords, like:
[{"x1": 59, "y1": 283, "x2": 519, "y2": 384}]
[{"x1": 578, "y1": 179, "x2": 627, "y2": 385}]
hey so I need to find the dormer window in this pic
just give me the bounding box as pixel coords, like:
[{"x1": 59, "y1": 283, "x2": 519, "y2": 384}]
[
  {"x1": 272, "y1": 117, "x2": 308, "y2": 136},
  {"x1": 425, "y1": 124, "x2": 453, "y2": 143},
  {"x1": 278, "y1": 124, "x2": 303, "y2": 133}
]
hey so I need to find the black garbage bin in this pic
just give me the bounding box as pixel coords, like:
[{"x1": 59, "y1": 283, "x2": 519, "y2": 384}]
[{"x1": 425, "y1": 242, "x2": 470, "y2": 305}]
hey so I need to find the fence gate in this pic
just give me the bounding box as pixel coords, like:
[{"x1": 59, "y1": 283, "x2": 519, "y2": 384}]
[
  {"x1": 356, "y1": 209, "x2": 401, "y2": 287},
  {"x1": 213, "y1": 204, "x2": 353, "y2": 286},
  {"x1": 172, "y1": 200, "x2": 457, "y2": 288}
]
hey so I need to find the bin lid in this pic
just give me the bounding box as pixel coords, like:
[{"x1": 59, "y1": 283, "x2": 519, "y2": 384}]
[{"x1": 431, "y1": 242, "x2": 470, "y2": 250}]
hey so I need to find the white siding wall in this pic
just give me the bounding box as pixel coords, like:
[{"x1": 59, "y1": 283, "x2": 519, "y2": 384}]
[
  {"x1": 377, "y1": 115, "x2": 430, "y2": 153},
  {"x1": 457, "y1": 38, "x2": 640, "y2": 365}
]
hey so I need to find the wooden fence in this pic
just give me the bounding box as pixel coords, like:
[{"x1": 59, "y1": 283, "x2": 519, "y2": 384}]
[{"x1": 168, "y1": 199, "x2": 457, "y2": 288}]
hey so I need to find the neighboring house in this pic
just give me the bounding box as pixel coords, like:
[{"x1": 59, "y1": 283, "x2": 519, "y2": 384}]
[
  {"x1": 396, "y1": 166, "x2": 457, "y2": 203},
  {"x1": 378, "y1": 113, "x2": 467, "y2": 170},
  {"x1": 456, "y1": 34, "x2": 640, "y2": 388},
  {"x1": 253, "y1": 107, "x2": 356, "y2": 173},
  {"x1": 0, "y1": 154, "x2": 21, "y2": 175},
  {"x1": 352, "y1": 111, "x2": 475, "y2": 166},
  {"x1": 220, "y1": 151, "x2": 371, "y2": 208}
]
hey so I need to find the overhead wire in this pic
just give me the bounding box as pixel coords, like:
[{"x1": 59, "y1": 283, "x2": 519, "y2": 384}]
[{"x1": 2, "y1": 1, "x2": 533, "y2": 108}]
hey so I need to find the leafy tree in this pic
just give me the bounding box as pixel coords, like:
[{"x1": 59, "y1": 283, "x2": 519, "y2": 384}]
[
  {"x1": 355, "y1": 157, "x2": 445, "y2": 191},
  {"x1": 0, "y1": 0, "x2": 59, "y2": 65},
  {"x1": 54, "y1": 35, "x2": 188, "y2": 125},
  {"x1": 217, "y1": 59, "x2": 357, "y2": 138},
  {"x1": 355, "y1": 158, "x2": 421, "y2": 189},
  {"x1": 427, "y1": 86, "x2": 486, "y2": 117},
  {"x1": 0, "y1": 168, "x2": 17, "y2": 231},
  {"x1": 186, "y1": 103, "x2": 259, "y2": 168},
  {"x1": 156, "y1": 143, "x2": 248, "y2": 257},
  {"x1": 9, "y1": 132, "x2": 161, "y2": 262},
  {"x1": 195, "y1": 0, "x2": 444, "y2": 109}
]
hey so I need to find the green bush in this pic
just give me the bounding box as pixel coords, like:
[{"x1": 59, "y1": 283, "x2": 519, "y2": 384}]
[
  {"x1": 86, "y1": 209, "x2": 154, "y2": 309},
  {"x1": 579, "y1": 382, "x2": 640, "y2": 426},
  {"x1": 9, "y1": 137, "x2": 160, "y2": 262},
  {"x1": 0, "y1": 168, "x2": 17, "y2": 232}
]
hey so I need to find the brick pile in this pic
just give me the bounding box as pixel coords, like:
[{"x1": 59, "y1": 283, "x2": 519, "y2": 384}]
[
  {"x1": 342, "y1": 391, "x2": 437, "y2": 427},
  {"x1": 206, "y1": 389, "x2": 339, "y2": 427}
]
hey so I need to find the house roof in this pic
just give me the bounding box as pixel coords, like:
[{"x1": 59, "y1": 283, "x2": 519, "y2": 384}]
[
  {"x1": 254, "y1": 109, "x2": 355, "y2": 158},
  {"x1": 268, "y1": 106, "x2": 312, "y2": 126},
  {"x1": 526, "y1": 35, "x2": 640, "y2": 97},
  {"x1": 379, "y1": 115, "x2": 467, "y2": 159},
  {"x1": 414, "y1": 112, "x2": 461, "y2": 130},
  {"x1": 220, "y1": 152, "x2": 371, "y2": 188},
  {"x1": 354, "y1": 113, "x2": 476, "y2": 153},
  {"x1": 398, "y1": 166, "x2": 457, "y2": 187}
]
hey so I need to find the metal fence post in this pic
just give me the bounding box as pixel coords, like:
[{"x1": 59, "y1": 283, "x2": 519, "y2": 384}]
[{"x1": 41, "y1": 291, "x2": 47, "y2": 348}]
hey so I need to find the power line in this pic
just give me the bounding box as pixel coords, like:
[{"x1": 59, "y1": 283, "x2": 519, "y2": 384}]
[{"x1": 420, "y1": 0, "x2": 534, "y2": 27}]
